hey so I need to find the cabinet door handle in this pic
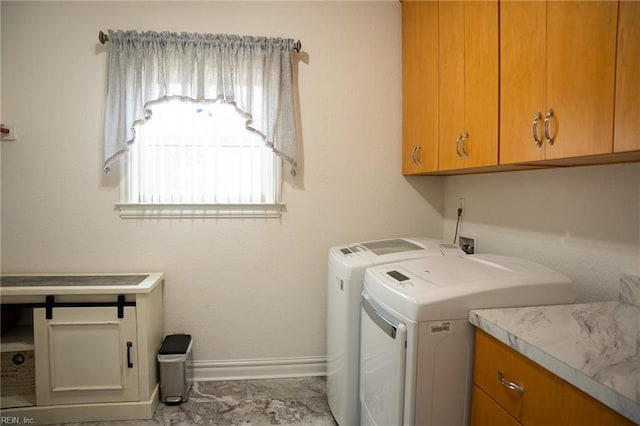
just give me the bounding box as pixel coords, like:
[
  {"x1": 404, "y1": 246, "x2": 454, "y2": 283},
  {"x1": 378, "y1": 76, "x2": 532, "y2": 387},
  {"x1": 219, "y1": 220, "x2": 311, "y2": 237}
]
[
  {"x1": 127, "y1": 341, "x2": 134, "y2": 368},
  {"x1": 532, "y1": 112, "x2": 543, "y2": 147},
  {"x1": 461, "y1": 132, "x2": 469, "y2": 159},
  {"x1": 497, "y1": 371, "x2": 524, "y2": 393},
  {"x1": 455, "y1": 134, "x2": 463, "y2": 159},
  {"x1": 544, "y1": 108, "x2": 554, "y2": 146},
  {"x1": 411, "y1": 146, "x2": 421, "y2": 165}
]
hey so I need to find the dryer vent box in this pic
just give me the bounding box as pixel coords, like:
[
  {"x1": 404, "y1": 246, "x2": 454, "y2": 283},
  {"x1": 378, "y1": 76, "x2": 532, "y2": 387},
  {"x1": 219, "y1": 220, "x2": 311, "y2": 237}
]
[{"x1": 459, "y1": 236, "x2": 476, "y2": 255}]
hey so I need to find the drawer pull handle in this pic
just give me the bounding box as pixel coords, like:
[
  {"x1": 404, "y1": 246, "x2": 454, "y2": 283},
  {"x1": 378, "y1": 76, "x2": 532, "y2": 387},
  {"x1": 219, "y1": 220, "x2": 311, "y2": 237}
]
[{"x1": 497, "y1": 371, "x2": 524, "y2": 393}]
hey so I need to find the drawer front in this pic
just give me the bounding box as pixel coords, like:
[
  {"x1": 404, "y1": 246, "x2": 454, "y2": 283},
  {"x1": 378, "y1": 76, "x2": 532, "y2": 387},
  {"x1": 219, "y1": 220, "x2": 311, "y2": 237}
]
[
  {"x1": 473, "y1": 329, "x2": 565, "y2": 424},
  {"x1": 473, "y1": 329, "x2": 526, "y2": 420},
  {"x1": 471, "y1": 384, "x2": 520, "y2": 426}
]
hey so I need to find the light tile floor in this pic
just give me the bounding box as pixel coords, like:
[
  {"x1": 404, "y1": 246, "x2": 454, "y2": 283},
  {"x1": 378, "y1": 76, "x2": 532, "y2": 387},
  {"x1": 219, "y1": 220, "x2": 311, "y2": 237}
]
[{"x1": 60, "y1": 377, "x2": 338, "y2": 426}]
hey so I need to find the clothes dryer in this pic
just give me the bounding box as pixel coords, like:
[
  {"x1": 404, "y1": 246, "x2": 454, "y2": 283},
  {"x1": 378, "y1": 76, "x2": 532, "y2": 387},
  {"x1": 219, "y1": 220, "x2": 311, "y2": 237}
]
[
  {"x1": 360, "y1": 254, "x2": 574, "y2": 426},
  {"x1": 327, "y1": 238, "x2": 462, "y2": 426}
]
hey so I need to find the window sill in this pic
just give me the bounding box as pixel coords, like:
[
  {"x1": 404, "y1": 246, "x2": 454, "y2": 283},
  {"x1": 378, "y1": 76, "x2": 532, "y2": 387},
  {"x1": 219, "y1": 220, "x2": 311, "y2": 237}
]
[{"x1": 115, "y1": 203, "x2": 285, "y2": 219}]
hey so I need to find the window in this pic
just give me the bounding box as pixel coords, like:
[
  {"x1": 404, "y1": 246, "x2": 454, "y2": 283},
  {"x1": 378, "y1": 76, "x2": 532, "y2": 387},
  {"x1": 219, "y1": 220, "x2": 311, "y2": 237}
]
[
  {"x1": 102, "y1": 30, "x2": 299, "y2": 219},
  {"x1": 117, "y1": 100, "x2": 282, "y2": 218}
]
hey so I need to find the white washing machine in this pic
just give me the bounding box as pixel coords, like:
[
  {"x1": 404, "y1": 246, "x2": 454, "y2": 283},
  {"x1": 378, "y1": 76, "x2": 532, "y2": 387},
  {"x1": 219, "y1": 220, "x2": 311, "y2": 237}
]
[
  {"x1": 360, "y1": 254, "x2": 574, "y2": 426},
  {"x1": 327, "y1": 238, "x2": 463, "y2": 426}
]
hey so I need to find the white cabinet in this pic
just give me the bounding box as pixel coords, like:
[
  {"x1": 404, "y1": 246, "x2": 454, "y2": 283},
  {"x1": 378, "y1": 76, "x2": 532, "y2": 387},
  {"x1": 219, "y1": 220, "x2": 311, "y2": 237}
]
[
  {"x1": 0, "y1": 273, "x2": 164, "y2": 424},
  {"x1": 33, "y1": 306, "x2": 139, "y2": 406}
]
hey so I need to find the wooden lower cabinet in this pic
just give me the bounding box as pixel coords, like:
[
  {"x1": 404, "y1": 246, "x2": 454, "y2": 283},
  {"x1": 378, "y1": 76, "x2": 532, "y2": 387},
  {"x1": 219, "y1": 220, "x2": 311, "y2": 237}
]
[
  {"x1": 471, "y1": 329, "x2": 634, "y2": 426},
  {"x1": 471, "y1": 385, "x2": 520, "y2": 426}
]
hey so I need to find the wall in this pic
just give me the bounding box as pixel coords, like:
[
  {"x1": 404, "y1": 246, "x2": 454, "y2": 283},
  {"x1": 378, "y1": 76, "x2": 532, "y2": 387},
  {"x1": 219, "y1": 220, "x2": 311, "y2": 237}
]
[
  {"x1": 0, "y1": 1, "x2": 444, "y2": 377},
  {"x1": 3, "y1": 1, "x2": 639, "y2": 380},
  {"x1": 444, "y1": 163, "x2": 640, "y2": 302}
]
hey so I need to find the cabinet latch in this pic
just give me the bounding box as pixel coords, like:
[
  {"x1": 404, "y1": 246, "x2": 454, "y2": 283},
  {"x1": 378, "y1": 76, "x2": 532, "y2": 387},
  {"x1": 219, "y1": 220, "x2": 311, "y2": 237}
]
[{"x1": 46, "y1": 295, "x2": 55, "y2": 319}]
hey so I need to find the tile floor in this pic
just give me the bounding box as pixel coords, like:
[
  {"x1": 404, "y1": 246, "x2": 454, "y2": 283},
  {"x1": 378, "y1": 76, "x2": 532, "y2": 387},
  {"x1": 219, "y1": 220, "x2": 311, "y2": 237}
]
[{"x1": 61, "y1": 377, "x2": 337, "y2": 426}]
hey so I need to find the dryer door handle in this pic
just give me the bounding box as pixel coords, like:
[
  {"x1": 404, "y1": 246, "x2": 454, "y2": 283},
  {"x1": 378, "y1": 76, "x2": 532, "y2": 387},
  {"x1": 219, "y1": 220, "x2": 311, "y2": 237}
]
[{"x1": 362, "y1": 294, "x2": 400, "y2": 339}]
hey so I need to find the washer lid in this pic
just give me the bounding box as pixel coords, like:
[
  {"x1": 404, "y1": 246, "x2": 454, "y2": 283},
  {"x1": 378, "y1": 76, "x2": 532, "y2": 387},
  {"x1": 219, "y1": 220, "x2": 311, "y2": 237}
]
[
  {"x1": 358, "y1": 238, "x2": 423, "y2": 255},
  {"x1": 328, "y1": 238, "x2": 463, "y2": 280},
  {"x1": 364, "y1": 254, "x2": 573, "y2": 322}
]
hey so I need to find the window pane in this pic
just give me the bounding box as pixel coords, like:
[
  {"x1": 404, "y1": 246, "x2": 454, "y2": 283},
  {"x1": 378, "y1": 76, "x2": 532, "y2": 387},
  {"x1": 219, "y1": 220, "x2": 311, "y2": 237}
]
[{"x1": 127, "y1": 100, "x2": 278, "y2": 204}]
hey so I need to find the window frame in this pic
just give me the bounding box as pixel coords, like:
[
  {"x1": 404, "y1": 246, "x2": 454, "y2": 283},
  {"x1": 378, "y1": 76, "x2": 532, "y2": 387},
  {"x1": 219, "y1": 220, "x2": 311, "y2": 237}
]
[{"x1": 115, "y1": 202, "x2": 285, "y2": 219}]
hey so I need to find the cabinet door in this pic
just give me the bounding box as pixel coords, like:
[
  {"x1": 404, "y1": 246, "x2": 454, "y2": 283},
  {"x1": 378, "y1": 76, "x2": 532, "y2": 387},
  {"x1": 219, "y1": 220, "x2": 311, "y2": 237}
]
[
  {"x1": 545, "y1": 1, "x2": 618, "y2": 159},
  {"x1": 438, "y1": 0, "x2": 465, "y2": 171},
  {"x1": 34, "y1": 307, "x2": 139, "y2": 405},
  {"x1": 439, "y1": 0, "x2": 498, "y2": 171},
  {"x1": 560, "y1": 380, "x2": 635, "y2": 426},
  {"x1": 463, "y1": 0, "x2": 499, "y2": 169},
  {"x1": 402, "y1": 0, "x2": 439, "y2": 174},
  {"x1": 499, "y1": 1, "x2": 547, "y2": 164},
  {"x1": 614, "y1": 0, "x2": 640, "y2": 153}
]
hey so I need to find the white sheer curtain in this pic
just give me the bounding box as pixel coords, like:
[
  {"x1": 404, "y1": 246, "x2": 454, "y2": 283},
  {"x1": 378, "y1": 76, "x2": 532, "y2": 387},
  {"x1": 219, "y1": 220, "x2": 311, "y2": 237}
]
[
  {"x1": 103, "y1": 30, "x2": 298, "y2": 175},
  {"x1": 129, "y1": 100, "x2": 278, "y2": 204}
]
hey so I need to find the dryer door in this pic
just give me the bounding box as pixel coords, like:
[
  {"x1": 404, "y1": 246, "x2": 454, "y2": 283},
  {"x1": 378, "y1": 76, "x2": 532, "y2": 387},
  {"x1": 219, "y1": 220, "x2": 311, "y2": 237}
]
[{"x1": 360, "y1": 293, "x2": 407, "y2": 426}]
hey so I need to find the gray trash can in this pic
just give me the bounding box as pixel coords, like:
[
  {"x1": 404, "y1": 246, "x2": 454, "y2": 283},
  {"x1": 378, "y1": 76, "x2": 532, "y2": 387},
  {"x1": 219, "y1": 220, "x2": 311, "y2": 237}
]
[{"x1": 158, "y1": 334, "x2": 192, "y2": 404}]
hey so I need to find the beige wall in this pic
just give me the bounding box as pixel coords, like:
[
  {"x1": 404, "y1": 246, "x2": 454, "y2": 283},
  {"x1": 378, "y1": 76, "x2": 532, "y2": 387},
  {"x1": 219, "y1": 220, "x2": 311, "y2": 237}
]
[
  {"x1": 444, "y1": 163, "x2": 640, "y2": 302},
  {"x1": 2, "y1": 1, "x2": 639, "y2": 376},
  {"x1": 0, "y1": 1, "x2": 443, "y2": 371}
]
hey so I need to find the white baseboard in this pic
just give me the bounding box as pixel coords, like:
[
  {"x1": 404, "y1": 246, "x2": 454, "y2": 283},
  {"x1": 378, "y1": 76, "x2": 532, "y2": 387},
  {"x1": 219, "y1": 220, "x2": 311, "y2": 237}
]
[{"x1": 191, "y1": 356, "x2": 327, "y2": 382}]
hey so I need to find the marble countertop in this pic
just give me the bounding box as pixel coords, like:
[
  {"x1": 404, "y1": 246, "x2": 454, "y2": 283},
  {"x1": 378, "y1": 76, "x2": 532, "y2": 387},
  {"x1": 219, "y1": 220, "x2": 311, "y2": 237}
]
[
  {"x1": 469, "y1": 274, "x2": 640, "y2": 424},
  {"x1": 0, "y1": 272, "x2": 164, "y2": 297}
]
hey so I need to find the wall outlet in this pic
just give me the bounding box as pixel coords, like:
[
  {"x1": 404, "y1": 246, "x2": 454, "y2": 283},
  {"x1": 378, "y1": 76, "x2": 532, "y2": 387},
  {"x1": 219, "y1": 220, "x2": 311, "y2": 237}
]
[
  {"x1": 458, "y1": 198, "x2": 465, "y2": 217},
  {"x1": 1, "y1": 124, "x2": 17, "y2": 141},
  {"x1": 459, "y1": 235, "x2": 476, "y2": 254}
]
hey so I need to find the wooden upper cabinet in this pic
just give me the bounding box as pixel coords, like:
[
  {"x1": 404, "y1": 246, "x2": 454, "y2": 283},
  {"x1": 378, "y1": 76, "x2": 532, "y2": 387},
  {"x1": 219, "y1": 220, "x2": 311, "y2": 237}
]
[
  {"x1": 402, "y1": 0, "x2": 634, "y2": 175},
  {"x1": 545, "y1": 1, "x2": 618, "y2": 159},
  {"x1": 402, "y1": 0, "x2": 439, "y2": 175},
  {"x1": 614, "y1": 1, "x2": 640, "y2": 153},
  {"x1": 439, "y1": 0, "x2": 498, "y2": 171},
  {"x1": 499, "y1": 1, "x2": 546, "y2": 164},
  {"x1": 438, "y1": 1, "x2": 465, "y2": 171},
  {"x1": 500, "y1": 1, "x2": 618, "y2": 164},
  {"x1": 463, "y1": 1, "x2": 500, "y2": 168}
]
